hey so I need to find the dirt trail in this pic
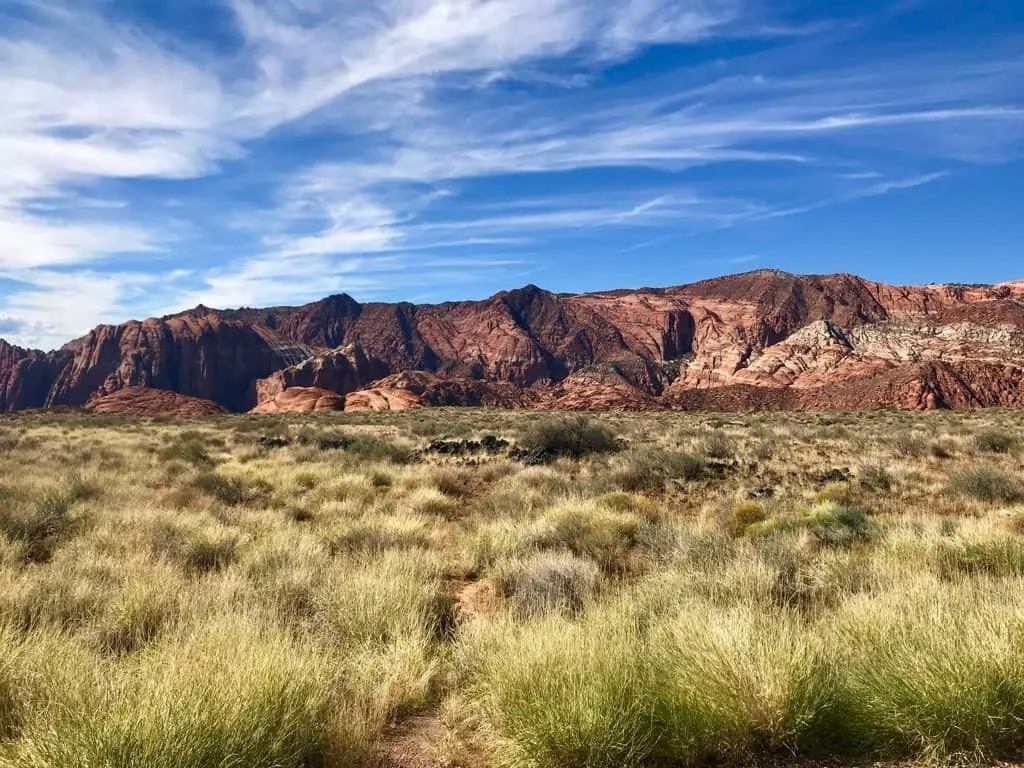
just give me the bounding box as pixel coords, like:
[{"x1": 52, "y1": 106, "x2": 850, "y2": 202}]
[
  {"x1": 378, "y1": 579, "x2": 491, "y2": 767},
  {"x1": 378, "y1": 713, "x2": 445, "y2": 768}
]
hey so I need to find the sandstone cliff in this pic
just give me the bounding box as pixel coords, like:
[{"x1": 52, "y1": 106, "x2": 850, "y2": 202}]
[{"x1": 2, "y1": 270, "x2": 1023, "y2": 414}]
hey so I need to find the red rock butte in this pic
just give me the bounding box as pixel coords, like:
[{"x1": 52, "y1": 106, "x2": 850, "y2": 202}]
[{"x1": 2, "y1": 270, "x2": 1023, "y2": 415}]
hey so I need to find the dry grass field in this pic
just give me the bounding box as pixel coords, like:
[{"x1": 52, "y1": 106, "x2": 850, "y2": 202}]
[{"x1": 1, "y1": 407, "x2": 1024, "y2": 767}]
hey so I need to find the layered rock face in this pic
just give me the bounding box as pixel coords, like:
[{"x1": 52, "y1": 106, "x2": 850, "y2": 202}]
[
  {"x1": 84, "y1": 387, "x2": 228, "y2": 417},
  {"x1": 1, "y1": 270, "x2": 1023, "y2": 414},
  {"x1": 250, "y1": 387, "x2": 346, "y2": 414}
]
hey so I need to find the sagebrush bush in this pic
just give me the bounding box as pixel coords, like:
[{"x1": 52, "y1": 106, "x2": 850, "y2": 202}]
[
  {"x1": 810, "y1": 506, "x2": 879, "y2": 548},
  {"x1": 946, "y1": 466, "x2": 1023, "y2": 503},
  {"x1": 698, "y1": 430, "x2": 735, "y2": 460},
  {"x1": 495, "y1": 551, "x2": 600, "y2": 618},
  {"x1": 519, "y1": 416, "x2": 620, "y2": 462},
  {"x1": 974, "y1": 429, "x2": 1017, "y2": 454},
  {"x1": 190, "y1": 471, "x2": 265, "y2": 506},
  {"x1": 160, "y1": 436, "x2": 213, "y2": 466}
]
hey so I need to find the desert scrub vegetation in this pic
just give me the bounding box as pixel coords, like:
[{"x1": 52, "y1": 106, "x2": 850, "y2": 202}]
[
  {"x1": 517, "y1": 415, "x2": 621, "y2": 462},
  {"x1": 0, "y1": 407, "x2": 1023, "y2": 766}
]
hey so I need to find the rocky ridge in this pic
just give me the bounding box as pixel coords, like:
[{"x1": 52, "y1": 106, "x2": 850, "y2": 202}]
[{"x1": 1, "y1": 270, "x2": 1023, "y2": 414}]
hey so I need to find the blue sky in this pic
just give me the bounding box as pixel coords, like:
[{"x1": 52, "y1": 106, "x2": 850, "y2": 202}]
[{"x1": 0, "y1": 0, "x2": 1022, "y2": 349}]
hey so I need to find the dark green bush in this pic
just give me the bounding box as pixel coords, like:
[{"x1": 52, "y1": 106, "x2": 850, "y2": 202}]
[
  {"x1": 190, "y1": 473, "x2": 266, "y2": 507},
  {"x1": 519, "y1": 417, "x2": 620, "y2": 463},
  {"x1": 345, "y1": 435, "x2": 414, "y2": 465},
  {"x1": 810, "y1": 506, "x2": 879, "y2": 548},
  {"x1": 297, "y1": 428, "x2": 413, "y2": 464},
  {"x1": 160, "y1": 437, "x2": 214, "y2": 466}
]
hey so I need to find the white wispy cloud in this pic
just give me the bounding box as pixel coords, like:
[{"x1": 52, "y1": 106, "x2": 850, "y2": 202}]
[{"x1": 0, "y1": 0, "x2": 1021, "y2": 348}]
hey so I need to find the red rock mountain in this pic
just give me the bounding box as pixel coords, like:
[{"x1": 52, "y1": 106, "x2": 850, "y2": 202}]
[{"x1": 2, "y1": 271, "x2": 1023, "y2": 414}]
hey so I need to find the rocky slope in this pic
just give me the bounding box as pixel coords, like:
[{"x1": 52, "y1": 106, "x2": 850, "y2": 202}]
[
  {"x1": 1, "y1": 270, "x2": 1023, "y2": 414},
  {"x1": 84, "y1": 387, "x2": 228, "y2": 417},
  {"x1": 250, "y1": 387, "x2": 346, "y2": 414}
]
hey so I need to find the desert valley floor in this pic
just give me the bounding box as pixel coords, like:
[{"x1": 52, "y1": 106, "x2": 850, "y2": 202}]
[{"x1": 2, "y1": 407, "x2": 1024, "y2": 767}]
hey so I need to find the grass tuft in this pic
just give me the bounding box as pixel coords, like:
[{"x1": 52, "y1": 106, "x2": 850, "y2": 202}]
[{"x1": 946, "y1": 466, "x2": 1023, "y2": 503}]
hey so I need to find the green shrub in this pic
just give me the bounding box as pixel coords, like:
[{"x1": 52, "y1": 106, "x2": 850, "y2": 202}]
[
  {"x1": 946, "y1": 466, "x2": 1023, "y2": 503},
  {"x1": 463, "y1": 614, "x2": 662, "y2": 768},
  {"x1": 809, "y1": 506, "x2": 879, "y2": 548},
  {"x1": 859, "y1": 464, "x2": 893, "y2": 492},
  {"x1": 726, "y1": 501, "x2": 767, "y2": 538},
  {"x1": 160, "y1": 437, "x2": 213, "y2": 466},
  {"x1": 312, "y1": 551, "x2": 441, "y2": 648},
  {"x1": 894, "y1": 433, "x2": 927, "y2": 458},
  {"x1": 295, "y1": 428, "x2": 413, "y2": 463},
  {"x1": 614, "y1": 449, "x2": 703, "y2": 492},
  {"x1": 974, "y1": 429, "x2": 1017, "y2": 455},
  {"x1": 656, "y1": 607, "x2": 843, "y2": 759},
  {"x1": 96, "y1": 586, "x2": 178, "y2": 655},
  {"x1": 346, "y1": 435, "x2": 414, "y2": 464},
  {"x1": 519, "y1": 417, "x2": 620, "y2": 462},
  {"x1": 190, "y1": 472, "x2": 264, "y2": 506},
  {"x1": 698, "y1": 430, "x2": 734, "y2": 460}
]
